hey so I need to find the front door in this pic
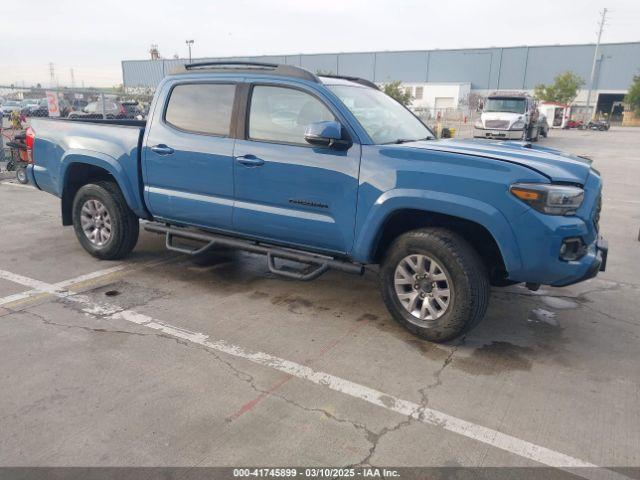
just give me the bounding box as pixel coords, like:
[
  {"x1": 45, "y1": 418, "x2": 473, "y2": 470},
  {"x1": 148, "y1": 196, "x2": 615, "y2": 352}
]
[
  {"x1": 143, "y1": 81, "x2": 237, "y2": 229},
  {"x1": 232, "y1": 84, "x2": 360, "y2": 254}
]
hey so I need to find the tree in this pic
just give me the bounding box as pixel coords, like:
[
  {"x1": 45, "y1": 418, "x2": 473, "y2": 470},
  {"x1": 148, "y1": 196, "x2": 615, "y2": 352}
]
[
  {"x1": 534, "y1": 71, "x2": 584, "y2": 104},
  {"x1": 383, "y1": 81, "x2": 412, "y2": 106},
  {"x1": 624, "y1": 75, "x2": 640, "y2": 117}
]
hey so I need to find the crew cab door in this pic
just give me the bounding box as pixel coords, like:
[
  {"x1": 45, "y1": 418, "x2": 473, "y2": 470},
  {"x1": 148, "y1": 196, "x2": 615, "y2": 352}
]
[
  {"x1": 232, "y1": 83, "x2": 360, "y2": 254},
  {"x1": 142, "y1": 81, "x2": 237, "y2": 229}
]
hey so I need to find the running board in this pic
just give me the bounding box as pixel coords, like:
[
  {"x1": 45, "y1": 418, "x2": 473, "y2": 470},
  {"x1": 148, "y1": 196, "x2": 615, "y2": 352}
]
[{"x1": 144, "y1": 223, "x2": 364, "y2": 281}]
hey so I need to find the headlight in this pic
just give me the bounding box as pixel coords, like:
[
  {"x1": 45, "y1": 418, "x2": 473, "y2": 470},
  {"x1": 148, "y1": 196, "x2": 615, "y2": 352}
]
[
  {"x1": 511, "y1": 121, "x2": 525, "y2": 130},
  {"x1": 510, "y1": 183, "x2": 584, "y2": 215},
  {"x1": 474, "y1": 120, "x2": 483, "y2": 128}
]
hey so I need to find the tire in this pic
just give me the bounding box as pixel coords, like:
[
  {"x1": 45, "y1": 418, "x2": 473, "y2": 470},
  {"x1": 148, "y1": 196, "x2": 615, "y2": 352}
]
[
  {"x1": 380, "y1": 228, "x2": 490, "y2": 342},
  {"x1": 72, "y1": 181, "x2": 139, "y2": 260},
  {"x1": 16, "y1": 167, "x2": 28, "y2": 184}
]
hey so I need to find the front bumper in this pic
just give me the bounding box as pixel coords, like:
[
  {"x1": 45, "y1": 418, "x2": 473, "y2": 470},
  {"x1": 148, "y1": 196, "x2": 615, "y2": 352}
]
[
  {"x1": 552, "y1": 235, "x2": 607, "y2": 287},
  {"x1": 474, "y1": 127, "x2": 524, "y2": 140},
  {"x1": 506, "y1": 170, "x2": 606, "y2": 287}
]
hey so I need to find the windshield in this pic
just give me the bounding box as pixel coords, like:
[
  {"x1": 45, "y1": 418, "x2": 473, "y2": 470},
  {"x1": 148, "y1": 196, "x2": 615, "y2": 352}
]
[
  {"x1": 484, "y1": 98, "x2": 526, "y2": 114},
  {"x1": 4, "y1": 101, "x2": 20, "y2": 106},
  {"x1": 328, "y1": 85, "x2": 434, "y2": 144}
]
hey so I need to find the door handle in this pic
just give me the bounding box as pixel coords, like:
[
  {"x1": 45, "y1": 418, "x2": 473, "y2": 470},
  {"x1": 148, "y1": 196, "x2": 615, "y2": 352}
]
[
  {"x1": 235, "y1": 154, "x2": 265, "y2": 167},
  {"x1": 150, "y1": 144, "x2": 174, "y2": 155}
]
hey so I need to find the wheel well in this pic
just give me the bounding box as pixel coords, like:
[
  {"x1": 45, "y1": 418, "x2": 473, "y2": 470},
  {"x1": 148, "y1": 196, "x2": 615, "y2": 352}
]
[
  {"x1": 61, "y1": 163, "x2": 114, "y2": 226},
  {"x1": 372, "y1": 209, "x2": 509, "y2": 284}
]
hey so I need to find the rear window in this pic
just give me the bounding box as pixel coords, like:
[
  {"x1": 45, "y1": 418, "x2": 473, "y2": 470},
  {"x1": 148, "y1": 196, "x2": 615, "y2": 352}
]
[{"x1": 165, "y1": 83, "x2": 235, "y2": 136}]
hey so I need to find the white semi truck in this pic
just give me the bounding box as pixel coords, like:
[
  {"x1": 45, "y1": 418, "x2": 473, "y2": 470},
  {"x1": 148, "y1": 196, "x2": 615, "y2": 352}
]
[{"x1": 474, "y1": 92, "x2": 543, "y2": 141}]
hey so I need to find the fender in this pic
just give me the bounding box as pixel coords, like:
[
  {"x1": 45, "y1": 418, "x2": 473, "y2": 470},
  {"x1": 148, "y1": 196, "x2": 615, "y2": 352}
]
[
  {"x1": 60, "y1": 149, "x2": 146, "y2": 217},
  {"x1": 351, "y1": 188, "x2": 523, "y2": 273}
]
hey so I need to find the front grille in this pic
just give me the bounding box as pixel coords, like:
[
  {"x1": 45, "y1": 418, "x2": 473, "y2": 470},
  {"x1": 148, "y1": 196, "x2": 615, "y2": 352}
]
[
  {"x1": 593, "y1": 192, "x2": 602, "y2": 231},
  {"x1": 485, "y1": 120, "x2": 510, "y2": 129}
]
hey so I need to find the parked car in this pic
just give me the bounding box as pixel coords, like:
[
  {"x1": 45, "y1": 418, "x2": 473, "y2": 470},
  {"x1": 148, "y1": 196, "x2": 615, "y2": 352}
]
[
  {"x1": 20, "y1": 99, "x2": 40, "y2": 116},
  {"x1": 474, "y1": 92, "x2": 541, "y2": 141},
  {"x1": 70, "y1": 99, "x2": 88, "y2": 113},
  {"x1": 26, "y1": 62, "x2": 607, "y2": 342},
  {"x1": 67, "y1": 100, "x2": 125, "y2": 119},
  {"x1": 23, "y1": 98, "x2": 71, "y2": 118},
  {"x1": 2, "y1": 100, "x2": 22, "y2": 117}
]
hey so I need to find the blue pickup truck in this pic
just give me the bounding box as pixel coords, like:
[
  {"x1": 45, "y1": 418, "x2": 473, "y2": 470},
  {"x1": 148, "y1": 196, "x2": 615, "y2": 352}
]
[{"x1": 26, "y1": 62, "x2": 607, "y2": 342}]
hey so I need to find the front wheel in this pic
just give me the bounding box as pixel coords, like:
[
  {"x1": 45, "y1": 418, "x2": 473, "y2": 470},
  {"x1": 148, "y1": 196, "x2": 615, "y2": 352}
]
[
  {"x1": 72, "y1": 181, "x2": 139, "y2": 260},
  {"x1": 380, "y1": 228, "x2": 490, "y2": 342},
  {"x1": 16, "y1": 167, "x2": 28, "y2": 184}
]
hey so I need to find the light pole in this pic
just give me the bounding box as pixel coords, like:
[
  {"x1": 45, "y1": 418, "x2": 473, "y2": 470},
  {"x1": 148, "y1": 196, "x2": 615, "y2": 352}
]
[{"x1": 186, "y1": 40, "x2": 194, "y2": 63}]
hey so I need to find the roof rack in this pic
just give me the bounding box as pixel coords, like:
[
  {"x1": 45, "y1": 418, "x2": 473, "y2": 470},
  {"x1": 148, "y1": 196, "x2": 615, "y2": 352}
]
[
  {"x1": 318, "y1": 74, "x2": 379, "y2": 90},
  {"x1": 174, "y1": 61, "x2": 319, "y2": 82}
]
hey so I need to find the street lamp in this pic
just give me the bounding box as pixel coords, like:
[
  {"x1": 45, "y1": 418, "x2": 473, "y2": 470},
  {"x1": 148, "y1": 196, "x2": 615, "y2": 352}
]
[{"x1": 186, "y1": 40, "x2": 194, "y2": 63}]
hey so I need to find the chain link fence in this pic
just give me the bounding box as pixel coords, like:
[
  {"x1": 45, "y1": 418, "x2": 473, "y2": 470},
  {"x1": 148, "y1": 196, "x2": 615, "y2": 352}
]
[
  {"x1": 415, "y1": 107, "x2": 480, "y2": 139},
  {"x1": 1, "y1": 85, "x2": 155, "y2": 166}
]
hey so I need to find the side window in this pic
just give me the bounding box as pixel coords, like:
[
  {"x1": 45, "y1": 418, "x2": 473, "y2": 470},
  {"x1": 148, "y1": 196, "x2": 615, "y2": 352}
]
[
  {"x1": 248, "y1": 86, "x2": 335, "y2": 144},
  {"x1": 165, "y1": 83, "x2": 236, "y2": 136}
]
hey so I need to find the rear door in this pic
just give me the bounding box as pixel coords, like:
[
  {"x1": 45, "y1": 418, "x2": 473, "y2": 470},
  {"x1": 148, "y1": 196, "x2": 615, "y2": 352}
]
[
  {"x1": 232, "y1": 83, "x2": 361, "y2": 254},
  {"x1": 142, "y1": 81, "x2": 237, "y2": 229}
]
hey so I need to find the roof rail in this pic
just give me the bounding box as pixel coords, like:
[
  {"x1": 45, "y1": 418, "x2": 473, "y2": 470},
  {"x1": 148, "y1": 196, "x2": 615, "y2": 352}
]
[
  {"x1": 173, "y1": 61, "x2": 319, "y2": 82},
  {"x1": 318, "y1": 74, "x2": 379, "y2": 90}
]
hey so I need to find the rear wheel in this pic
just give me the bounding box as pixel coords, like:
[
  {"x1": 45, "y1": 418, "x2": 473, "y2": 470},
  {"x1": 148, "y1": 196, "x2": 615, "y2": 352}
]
[
  {"x1": 380, "y1": 228, "x2": 490, "y2": 342},
  {"x1": 72, "y1": 181, "x2": 139, "y2": 260}
]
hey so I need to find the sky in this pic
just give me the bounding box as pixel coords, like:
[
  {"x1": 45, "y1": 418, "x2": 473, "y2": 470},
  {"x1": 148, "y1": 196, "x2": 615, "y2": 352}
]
[{"x1": 1, "y1": 0, "x2": 639, "y2": 88}]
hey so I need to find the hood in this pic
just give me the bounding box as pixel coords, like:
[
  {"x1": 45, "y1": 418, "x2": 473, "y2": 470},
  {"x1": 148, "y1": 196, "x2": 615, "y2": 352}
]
[{"x1": 393, "y1": 138, "x2": 592, "y2": 184}]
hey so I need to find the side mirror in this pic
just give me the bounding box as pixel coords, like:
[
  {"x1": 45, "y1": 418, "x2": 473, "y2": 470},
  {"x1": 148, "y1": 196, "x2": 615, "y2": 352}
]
[{"x1": 304, "y1": 121, "x2": 350, "y2": 149}]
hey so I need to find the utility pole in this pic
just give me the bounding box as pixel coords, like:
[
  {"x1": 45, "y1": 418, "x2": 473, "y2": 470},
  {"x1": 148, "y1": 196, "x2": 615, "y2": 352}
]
[
  {"x1": 585, "y1": 8, "x2": 607, "y2": 120},
  {"x1": 186, "y1": 39, "x2": 194, "y2": 63},
  {"x1": 70, "y1": 68, "x2": 75, "y2": 88}
]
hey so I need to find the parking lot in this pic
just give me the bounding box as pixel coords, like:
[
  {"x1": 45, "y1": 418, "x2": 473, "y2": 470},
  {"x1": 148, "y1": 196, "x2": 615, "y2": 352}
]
[{"x1": 0, "y1": 128, "x2": 639, "y2": 479}]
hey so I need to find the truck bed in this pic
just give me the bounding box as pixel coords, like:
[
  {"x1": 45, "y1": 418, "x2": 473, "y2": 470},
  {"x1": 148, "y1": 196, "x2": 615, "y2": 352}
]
[{"x1": 29, "y1": 117, "x2": 148, "y2": 218}]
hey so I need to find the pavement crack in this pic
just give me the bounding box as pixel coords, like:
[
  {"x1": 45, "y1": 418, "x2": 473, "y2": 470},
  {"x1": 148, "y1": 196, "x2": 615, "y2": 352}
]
[
  {"x1": 350, "y1": 338, "x2": 464, "y2": 467},
  {"x1": 12, "y1": 308, "x2": 193, "y2": 347}
]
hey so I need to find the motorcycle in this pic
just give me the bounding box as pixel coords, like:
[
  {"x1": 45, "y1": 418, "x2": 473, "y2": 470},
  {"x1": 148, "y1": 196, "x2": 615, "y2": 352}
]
[
  {"x1": 564, "y1": 119, "x2": 584, "y2": 129},
  {"x1": 586, "y1": 120, "x2": 610, "y2": 131}
]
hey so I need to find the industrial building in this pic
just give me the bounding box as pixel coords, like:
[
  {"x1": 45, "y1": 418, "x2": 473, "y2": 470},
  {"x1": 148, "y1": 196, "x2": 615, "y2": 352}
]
[{"x1": 122, "y1": 41, "x2": 640, "y2": 118}]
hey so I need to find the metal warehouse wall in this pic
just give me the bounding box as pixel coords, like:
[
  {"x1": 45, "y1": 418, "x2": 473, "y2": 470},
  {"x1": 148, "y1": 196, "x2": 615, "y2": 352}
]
[{"x1": 122, "y1": 42, "x2": 640, "y2": 91}]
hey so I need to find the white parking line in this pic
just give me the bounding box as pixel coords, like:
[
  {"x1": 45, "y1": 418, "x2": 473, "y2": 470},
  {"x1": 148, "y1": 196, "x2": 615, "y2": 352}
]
[
  {"x1": 0, "y1": 267, "x2": 631, "y2": 480},
  {"x1": 0, "y1": 265, "x2": 126, "y2": 306},
  {"x1": 0, "y1": 256, "x2": 177, "y2": 307}
]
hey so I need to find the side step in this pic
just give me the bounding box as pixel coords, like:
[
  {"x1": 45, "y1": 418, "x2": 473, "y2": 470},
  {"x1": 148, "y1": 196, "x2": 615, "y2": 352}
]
[{"x1": 144, "y1": 223, "x2": 365, "y2": 281}]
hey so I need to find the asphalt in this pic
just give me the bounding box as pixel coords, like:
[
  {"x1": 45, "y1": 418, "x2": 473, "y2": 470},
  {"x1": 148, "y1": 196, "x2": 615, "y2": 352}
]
[{"x1": 0, "y1": 127, "x2": 638, "y2": 479}]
